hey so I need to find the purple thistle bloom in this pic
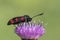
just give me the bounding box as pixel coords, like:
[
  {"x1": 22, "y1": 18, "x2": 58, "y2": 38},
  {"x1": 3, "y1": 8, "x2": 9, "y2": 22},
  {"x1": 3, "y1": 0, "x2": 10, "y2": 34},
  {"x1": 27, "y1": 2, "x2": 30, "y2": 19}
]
[{"x1": 15, "y1": 22, "x2": 46, "y2": 39}]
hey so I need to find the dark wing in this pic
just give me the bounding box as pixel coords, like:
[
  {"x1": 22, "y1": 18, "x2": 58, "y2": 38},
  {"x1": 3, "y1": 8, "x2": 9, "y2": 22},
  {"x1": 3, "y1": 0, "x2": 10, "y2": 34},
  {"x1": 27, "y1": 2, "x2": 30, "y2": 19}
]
[{"x1": 7, "y1": 17, "x2": 21, "y2": 25}]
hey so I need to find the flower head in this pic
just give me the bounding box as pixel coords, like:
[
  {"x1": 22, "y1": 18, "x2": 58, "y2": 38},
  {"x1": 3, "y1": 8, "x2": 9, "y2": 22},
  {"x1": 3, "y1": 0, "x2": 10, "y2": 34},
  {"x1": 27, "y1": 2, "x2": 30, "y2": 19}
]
[{"x1": 15, "y1": 22, "x2": 45, "y2": 39}]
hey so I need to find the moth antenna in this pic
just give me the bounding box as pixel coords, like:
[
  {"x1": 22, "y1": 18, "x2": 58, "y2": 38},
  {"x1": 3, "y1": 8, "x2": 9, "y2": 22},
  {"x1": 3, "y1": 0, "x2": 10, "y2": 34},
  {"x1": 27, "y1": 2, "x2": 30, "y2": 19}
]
[{"x1": 32, "y1": 13, "x2": 44, "y2": 18}]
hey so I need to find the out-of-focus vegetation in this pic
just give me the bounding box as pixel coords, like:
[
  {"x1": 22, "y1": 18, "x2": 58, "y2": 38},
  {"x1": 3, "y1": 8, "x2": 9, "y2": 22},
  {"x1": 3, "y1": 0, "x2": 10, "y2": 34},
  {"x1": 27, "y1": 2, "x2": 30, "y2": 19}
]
[{"x1": 0, "y1": 0, "x2": 60, "y2": 40}]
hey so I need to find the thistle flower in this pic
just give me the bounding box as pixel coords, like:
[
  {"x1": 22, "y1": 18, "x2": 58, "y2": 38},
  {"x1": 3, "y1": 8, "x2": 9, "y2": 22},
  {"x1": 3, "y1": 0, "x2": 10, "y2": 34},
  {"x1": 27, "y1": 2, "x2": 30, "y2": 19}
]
[{"x1": 15, "y1": 22, "x2": 46, "y2": 40}]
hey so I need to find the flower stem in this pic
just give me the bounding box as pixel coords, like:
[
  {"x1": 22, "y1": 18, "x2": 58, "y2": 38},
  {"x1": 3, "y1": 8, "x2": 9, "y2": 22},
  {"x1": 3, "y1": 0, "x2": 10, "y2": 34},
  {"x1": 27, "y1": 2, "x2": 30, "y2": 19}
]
[{"x1": 21, "y1": 39, "x2": 38, "y2": 40}]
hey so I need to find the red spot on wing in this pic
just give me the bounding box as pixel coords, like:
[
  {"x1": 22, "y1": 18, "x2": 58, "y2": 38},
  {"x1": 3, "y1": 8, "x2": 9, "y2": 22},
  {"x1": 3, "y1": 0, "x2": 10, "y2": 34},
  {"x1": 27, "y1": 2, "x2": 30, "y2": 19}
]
[
  {"x1": 20, "y1": 17, "x2": 25, "y2": 21},
  {"x1": 10, "y1": 20, "x2": 14, "y2": 24},
  {"x1": 15, "y1": 18, "x2": 18, "y2": 22}
]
